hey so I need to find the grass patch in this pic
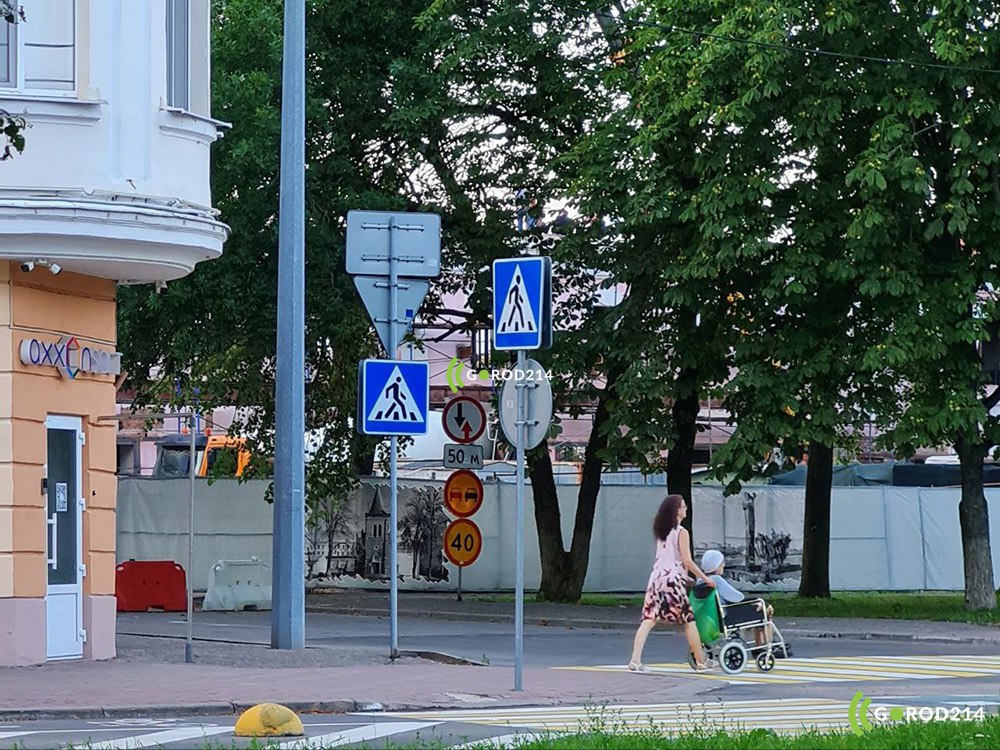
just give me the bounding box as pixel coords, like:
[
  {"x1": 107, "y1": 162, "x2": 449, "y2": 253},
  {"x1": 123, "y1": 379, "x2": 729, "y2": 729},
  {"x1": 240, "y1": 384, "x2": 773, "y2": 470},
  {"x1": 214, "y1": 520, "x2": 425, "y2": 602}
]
[
  {"x1": 475, "y1": 591, "x2": 1000, "y2": 625},
  {"x1": 513, "y1": 716, "x2": 999, "y2": 749},
  {"x1": 768, "y1": 592, "x2": 1000, "y2": 625}
]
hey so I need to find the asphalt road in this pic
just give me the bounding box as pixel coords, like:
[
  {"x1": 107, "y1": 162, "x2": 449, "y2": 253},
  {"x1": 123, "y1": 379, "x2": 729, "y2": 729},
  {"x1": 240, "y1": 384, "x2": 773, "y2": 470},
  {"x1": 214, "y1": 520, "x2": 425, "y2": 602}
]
[{"x1": 117, "y1": 609, "x2": 1000, "y2": 667}]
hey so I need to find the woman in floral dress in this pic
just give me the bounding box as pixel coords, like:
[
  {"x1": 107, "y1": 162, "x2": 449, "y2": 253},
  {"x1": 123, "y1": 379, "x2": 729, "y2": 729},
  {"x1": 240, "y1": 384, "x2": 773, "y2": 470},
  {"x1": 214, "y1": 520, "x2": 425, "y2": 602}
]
[{"x1": 628, "y1": 495, "x2": 715, "y2": 672}]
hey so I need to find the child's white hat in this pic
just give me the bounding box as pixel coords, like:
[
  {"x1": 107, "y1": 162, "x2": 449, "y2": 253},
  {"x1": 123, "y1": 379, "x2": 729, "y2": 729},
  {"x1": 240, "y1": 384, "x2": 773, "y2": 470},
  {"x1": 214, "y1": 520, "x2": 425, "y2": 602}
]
[{"x1": 701, "y1": 549, "x2": 725, "y2": 574}]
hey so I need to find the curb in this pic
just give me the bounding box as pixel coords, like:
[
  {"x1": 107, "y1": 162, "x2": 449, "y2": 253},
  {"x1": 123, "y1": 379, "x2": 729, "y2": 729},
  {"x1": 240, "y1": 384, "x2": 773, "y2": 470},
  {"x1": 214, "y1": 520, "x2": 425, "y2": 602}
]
[
  {"x1": 312, "y1": 606, "x2": 1000, "y2": 646},
  {"x1": 0, "y1": 697, "x2": 553, "y2": 724},
  {"x1": 783, "y1": 629, "x2": 1000, "y2": 647},
  {"x1": 0, "y1": 700, "x2": 378, "y2": 723},
  {"x1": 397, "y1": 649, "x2": 487, "y2": 667}
]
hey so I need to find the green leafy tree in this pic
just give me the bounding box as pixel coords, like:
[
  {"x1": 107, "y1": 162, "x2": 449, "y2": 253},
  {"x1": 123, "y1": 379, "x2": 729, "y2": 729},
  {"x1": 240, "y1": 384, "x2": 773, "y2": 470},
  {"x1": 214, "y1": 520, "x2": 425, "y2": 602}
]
[{"x1": 625, "y1": 0, "x2": 1000, "y2": 607}]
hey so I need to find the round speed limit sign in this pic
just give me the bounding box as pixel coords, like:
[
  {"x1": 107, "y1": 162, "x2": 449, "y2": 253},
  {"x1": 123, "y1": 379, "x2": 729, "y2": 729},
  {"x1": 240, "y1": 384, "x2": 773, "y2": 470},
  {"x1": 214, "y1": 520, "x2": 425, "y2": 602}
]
[{"x1": 443, "y1": 518, "x2": 482, "y2": 567}]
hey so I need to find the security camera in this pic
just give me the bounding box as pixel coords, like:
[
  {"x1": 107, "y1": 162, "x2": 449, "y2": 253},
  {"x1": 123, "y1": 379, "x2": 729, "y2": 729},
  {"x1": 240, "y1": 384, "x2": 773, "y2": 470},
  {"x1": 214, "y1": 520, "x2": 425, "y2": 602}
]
[
  {"x1": 48, "y1": 263, "x2": 61, "y2": 275},
  {"x1": 20, "y1": 261, "x2": 34, "y2": 273}
]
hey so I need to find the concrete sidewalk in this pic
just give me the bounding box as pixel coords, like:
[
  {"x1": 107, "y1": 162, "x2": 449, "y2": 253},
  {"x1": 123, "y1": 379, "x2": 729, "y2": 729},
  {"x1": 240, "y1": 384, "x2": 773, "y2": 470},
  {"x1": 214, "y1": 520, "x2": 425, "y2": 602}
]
[
  {"x1": 0, "y1": 650, "x2": 702, "y2": 721},
  {"x1": 306, "y1": 590, "x2": 1000, "y2": 646}
]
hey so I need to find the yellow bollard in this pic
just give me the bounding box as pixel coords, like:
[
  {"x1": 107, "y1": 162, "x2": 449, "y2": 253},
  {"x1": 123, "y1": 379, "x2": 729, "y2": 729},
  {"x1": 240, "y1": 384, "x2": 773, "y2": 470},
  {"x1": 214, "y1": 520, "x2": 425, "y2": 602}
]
[{"x1": 234, "y1": 703, "x2": 305, "y2": 737}]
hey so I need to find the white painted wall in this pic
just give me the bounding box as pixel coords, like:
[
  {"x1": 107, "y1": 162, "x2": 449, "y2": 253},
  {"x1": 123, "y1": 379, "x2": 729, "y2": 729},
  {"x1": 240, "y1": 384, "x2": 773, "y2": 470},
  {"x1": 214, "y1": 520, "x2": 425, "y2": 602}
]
[{"x1": 0, "y1": 0, "x2": 227, "y2": 282}]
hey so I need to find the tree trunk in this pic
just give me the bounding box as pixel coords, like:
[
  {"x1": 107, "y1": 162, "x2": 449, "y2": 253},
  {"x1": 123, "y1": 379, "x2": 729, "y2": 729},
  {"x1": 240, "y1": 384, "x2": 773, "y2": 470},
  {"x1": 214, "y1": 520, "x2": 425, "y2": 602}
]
[
  {"x1": 529, "y1": 447, "x2": 574, "y2": 600},
  {"x1": 531, "y1": 374, "x2": 617, "y2": 603},
  {"x1": 667, "y1": 385, "x2": 700, "y2": 546},
  {"x1": 955, "y1": 432, "x2": 997, "y2": 611},
  {"x1": 798, "y1": 441, "x2": 833, "y2": 598}
]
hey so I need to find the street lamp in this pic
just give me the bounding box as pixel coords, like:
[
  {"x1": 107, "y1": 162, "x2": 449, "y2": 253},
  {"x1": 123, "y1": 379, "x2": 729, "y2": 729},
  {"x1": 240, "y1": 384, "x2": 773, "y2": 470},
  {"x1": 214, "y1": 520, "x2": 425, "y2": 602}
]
[{"x1": 272, "y1": 0, "x2": 306, "y2": 651}]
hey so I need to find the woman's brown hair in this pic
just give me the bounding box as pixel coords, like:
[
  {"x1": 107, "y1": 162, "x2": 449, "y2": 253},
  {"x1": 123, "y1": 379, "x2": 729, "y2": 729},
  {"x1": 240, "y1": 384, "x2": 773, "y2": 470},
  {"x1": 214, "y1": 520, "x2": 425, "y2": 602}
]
[{"x1": 653, "y1": 494, "x2": 686, "y2": 540}]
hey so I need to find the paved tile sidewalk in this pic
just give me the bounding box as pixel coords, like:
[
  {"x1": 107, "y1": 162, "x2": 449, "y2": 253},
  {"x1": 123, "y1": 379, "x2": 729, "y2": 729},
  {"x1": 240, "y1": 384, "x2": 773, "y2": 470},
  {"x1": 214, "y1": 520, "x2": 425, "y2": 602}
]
[{"x1": 0, "y1": 657, "x2": 700, "y2": 719}]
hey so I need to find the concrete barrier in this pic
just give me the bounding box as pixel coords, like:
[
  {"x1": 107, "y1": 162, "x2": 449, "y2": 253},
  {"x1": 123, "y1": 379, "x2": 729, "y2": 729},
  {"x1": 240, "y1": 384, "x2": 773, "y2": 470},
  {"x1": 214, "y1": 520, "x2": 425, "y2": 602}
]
[{"x1": 202, "y1": 558, "x2": 272, "y2": 611}]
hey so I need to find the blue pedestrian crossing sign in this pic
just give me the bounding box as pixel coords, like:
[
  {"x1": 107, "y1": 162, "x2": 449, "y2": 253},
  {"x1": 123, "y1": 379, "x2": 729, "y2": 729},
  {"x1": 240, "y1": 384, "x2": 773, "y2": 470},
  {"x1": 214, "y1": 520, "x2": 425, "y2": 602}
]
[
  {"x1": 359, "y1": 359, "x2": 430, "y2": 436},
  {"x1": 492, "y1": 257, "x2": 552, "y2": 351}
]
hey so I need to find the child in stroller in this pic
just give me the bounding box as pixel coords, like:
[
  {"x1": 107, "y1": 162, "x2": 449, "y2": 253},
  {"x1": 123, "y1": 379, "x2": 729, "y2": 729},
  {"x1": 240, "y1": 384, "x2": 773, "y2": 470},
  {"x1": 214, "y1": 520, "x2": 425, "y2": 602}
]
[{"x1": 687, "y1": 550, "x2": 792, "y2": 675}]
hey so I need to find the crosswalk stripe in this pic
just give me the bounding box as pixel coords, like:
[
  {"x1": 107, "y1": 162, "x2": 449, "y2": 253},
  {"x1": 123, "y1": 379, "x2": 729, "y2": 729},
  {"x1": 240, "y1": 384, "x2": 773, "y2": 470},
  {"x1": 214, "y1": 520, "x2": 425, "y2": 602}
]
[
  {"x1": 451, "y1": 732, "x2": 548, "y2": 748},
  {"x1": 88, "y1": 725, "x2": 234, "y2": 749},
  {"x1": 393, "y1": 699, "x2": 876, "y2": 735},
  {"x1": 559, "y1": 655, "x2": 1000, "y2": 684},
  {"x1": 277, "y1": 721, "x2": 440, "y2": 749},
  {"x1": 391, "y1": 698, "x2": 840, "y2": 720},
  {"x1": 391, "y1": 699, "x2": 851, "y2": 725}
]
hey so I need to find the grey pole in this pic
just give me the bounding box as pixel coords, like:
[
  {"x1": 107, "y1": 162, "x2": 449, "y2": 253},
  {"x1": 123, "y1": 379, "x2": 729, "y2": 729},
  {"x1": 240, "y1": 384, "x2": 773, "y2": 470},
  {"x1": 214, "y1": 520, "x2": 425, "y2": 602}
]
[
  {"x1": 272, "y1": 0, "x2": 306, "y2": 650},
  {"x1": 186, "y1": 414, "x2": 195, "y2": 663},
  {"x1": 514, "y1": 349, "x2": 526, "y2": 690},
  {"x1": 388, "y1": 216, "x2": 400, "y2": 659}
]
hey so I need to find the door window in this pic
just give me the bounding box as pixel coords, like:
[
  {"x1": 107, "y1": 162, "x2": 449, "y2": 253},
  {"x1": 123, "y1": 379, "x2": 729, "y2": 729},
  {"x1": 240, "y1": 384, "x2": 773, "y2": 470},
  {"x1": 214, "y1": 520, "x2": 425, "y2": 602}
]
[{"x1": 47, "y1": 427, "x2": 78, "y2": 587}]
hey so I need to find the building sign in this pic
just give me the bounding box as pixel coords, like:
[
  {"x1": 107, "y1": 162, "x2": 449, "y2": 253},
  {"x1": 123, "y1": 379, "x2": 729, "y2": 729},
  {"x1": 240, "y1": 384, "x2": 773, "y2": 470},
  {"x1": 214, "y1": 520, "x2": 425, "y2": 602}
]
[{"x1": 20, "y1": 336, "x2": 121, "y2": 379}]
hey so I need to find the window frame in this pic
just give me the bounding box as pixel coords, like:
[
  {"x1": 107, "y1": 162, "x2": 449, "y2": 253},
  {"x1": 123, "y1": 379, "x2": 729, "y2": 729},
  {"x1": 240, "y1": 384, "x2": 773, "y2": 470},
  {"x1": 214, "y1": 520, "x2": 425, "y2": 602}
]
[
  {"x1": 0, "y1": 2, "x2": 78, "y2": 96},
  {"x1": 165, "y1": 0, "x2": 190, "y2": 111}
]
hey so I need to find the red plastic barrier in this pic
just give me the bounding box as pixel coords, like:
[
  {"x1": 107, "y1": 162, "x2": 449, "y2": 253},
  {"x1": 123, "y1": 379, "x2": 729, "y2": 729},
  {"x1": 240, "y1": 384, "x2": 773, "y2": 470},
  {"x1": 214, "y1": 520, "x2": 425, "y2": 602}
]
[{"x1": 115, "y1": 560, "x2": 187, "y2": 612}]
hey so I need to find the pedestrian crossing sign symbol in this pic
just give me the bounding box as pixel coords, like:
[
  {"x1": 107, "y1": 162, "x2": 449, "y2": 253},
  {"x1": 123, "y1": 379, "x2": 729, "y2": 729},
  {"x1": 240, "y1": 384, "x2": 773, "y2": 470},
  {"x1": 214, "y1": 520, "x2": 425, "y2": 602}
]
[
  {"x1": 493, "y1": 257, "x2": 551, "y2": 350},
  {"x1": 359, "y1": 359, "x2": 430, "y2": 436}
]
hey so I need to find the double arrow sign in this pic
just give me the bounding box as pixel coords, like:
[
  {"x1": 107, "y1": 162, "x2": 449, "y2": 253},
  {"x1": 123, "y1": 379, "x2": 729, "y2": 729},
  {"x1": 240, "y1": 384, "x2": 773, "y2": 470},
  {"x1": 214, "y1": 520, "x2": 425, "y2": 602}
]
[{"x1": 443, "y1": 395, "x2": 486, "y2": 469}]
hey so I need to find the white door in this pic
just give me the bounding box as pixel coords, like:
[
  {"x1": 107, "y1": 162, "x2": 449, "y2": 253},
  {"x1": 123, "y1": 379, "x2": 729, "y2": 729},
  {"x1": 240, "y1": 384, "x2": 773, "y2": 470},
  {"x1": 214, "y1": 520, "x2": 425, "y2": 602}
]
[{"x1": 45, "y1": 415, "x2": 85, "y2": 660}]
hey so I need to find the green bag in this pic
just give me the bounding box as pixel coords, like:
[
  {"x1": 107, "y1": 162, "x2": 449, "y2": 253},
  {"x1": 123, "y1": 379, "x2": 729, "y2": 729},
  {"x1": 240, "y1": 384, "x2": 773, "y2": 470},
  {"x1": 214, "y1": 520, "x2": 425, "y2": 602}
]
[{"x1": 688, "y1": 585, "x2": 721, "y2": 644}]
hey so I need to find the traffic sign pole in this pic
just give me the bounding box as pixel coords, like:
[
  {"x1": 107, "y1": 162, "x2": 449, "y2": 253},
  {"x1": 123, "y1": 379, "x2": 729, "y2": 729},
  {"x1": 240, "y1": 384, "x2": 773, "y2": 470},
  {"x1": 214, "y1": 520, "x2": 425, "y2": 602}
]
[
  {"x1": 388, "y1": 215, "x2": 400, "y2": 661},
  {"x1": 514, "y1": 349, "x2": 526, "y2": 691},
  {"x1": 348, "y1": 211, "x2": 440, "y2": 663}
]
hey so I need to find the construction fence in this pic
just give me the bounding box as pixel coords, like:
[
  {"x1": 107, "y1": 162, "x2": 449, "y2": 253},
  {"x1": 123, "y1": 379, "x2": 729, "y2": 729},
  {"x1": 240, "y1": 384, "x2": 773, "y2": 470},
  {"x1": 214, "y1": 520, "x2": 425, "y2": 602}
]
[{"x1": 116, "y1": 477, "x2": 1000, "y2": 593}]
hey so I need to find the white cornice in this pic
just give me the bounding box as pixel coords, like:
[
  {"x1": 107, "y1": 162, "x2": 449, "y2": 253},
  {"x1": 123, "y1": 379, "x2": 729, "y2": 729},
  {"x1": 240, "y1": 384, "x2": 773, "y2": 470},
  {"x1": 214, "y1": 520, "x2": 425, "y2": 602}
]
[{"x1": 0, "y1": 94, "x2": 105, "y2": 125}]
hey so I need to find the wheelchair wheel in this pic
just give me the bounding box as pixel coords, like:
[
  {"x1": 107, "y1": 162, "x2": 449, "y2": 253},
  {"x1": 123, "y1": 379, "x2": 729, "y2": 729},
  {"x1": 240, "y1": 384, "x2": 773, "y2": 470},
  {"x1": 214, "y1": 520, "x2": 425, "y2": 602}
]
[
  {"x1": 756, "y1": 652, "x2": 775, "y2": 672},
  {"x1": 719, "y1": 641, "x2": 748, "y2": 675}
]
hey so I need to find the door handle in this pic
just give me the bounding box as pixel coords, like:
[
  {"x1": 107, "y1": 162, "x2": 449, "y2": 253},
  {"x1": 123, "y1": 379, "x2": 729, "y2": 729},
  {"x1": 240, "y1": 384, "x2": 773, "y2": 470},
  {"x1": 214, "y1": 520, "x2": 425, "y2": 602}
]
[{"x1": 47, "y1": 514, "x2": 57, "y2": 569}]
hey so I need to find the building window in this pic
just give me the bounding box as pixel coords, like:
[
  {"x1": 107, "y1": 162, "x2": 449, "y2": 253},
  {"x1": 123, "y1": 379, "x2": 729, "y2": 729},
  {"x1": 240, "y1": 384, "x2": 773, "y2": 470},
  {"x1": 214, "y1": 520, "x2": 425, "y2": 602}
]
[
  {"x1": 166, "y1": 0, "x2": 189, "y2": 109},
  {"x1": 0, "y1": 2, "x2": 76, "y2": 92},
  {"x1": 0, "y1": 20, "x2": 14, "y2": 87}
]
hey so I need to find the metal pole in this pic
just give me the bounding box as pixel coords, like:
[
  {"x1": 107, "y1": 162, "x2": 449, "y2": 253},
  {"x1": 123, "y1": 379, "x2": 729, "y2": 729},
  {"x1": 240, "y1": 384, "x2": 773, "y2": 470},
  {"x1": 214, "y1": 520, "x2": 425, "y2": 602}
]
[
  {"x1": 186, "y1": 414, "x2": 195, "y2": 663},
  {"x1": 272, "y1": 0, "x2": 306, "y2": 650},
  {"x1": 388, "y1": 216, "x2": 400, "y2": 659},
  {"x1": 457, "y1": 565, "x2": 463, "y2": 602},
  {"x1": 708, "y1": 400, "x2": 713, "y2": 462},
  {"x1": 514, "y1": 349, "x2": 526, "y2": 691}
]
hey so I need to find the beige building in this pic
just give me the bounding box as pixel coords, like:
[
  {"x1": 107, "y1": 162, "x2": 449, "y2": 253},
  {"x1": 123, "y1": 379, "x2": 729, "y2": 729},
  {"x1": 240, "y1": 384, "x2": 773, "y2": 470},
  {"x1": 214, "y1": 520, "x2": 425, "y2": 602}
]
[{"x1": 0, "y1": 0, "x2": 227, "y2": 666}]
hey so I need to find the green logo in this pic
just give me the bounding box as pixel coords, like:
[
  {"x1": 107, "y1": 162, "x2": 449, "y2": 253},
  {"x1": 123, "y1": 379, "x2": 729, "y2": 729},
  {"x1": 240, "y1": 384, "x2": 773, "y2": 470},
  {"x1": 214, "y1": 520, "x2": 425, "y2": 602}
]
[
  {"x1": 446, "y1": 357, "x2": 490, "y2": 393},
  {"x1": 850, "y1": 691, "x2": 905, "y2": 735},
  {"x1": 849, "y1": 691, "x2": 874, "y2": 736}
]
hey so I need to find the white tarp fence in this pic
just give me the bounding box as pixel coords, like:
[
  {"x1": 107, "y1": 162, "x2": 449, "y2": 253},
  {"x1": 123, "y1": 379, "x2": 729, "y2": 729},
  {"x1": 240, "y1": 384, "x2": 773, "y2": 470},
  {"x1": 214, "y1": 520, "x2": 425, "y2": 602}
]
[{"x1": 116, "y1": 478, "x2": 1000, "y2": 593}]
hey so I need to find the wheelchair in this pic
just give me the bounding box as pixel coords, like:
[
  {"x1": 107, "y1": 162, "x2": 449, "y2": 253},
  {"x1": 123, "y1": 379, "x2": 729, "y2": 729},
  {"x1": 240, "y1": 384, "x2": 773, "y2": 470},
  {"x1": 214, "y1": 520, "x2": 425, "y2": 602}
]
[{"x1": 687, "y1": 582, "x2": 791, "y2": 675}]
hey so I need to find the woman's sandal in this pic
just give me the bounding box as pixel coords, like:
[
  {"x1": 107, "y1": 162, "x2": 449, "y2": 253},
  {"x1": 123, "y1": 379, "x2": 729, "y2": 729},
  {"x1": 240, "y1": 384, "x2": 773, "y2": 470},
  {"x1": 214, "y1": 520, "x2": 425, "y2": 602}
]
[{"x1": 627, "y1": 661, "x2": 645, "y2": 672}]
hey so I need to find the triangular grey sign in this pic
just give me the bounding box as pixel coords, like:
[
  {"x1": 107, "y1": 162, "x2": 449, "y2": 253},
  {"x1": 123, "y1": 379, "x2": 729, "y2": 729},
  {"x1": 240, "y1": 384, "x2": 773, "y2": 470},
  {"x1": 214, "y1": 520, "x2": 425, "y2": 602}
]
[{"x1": 354, "y1": 276, "x2": 430, "y2": 354}]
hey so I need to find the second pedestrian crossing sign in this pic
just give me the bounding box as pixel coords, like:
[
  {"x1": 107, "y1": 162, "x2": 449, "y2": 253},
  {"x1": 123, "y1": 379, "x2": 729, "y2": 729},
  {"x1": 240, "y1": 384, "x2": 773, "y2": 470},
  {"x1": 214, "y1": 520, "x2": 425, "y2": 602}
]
[
  {"x1": 358, "y1": 359, "x2": 430, "y2": 435},
  {"x1": 492, "y1": 257, "x2": 552, "y2": 350}
]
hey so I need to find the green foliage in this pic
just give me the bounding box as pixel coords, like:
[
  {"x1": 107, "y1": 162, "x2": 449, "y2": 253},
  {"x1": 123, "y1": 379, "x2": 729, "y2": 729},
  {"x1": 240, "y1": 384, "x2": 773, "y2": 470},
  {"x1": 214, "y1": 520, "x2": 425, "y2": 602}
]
[{"x1": 515, "y1": 716, "x2": 1000, "y2": 750}]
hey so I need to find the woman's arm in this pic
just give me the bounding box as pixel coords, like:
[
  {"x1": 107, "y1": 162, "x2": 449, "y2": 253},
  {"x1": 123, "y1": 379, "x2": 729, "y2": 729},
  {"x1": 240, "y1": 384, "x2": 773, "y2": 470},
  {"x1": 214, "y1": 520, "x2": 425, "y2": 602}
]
[{"x1": 678, "y1": 528, "x2": 715, "y2": 585}]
